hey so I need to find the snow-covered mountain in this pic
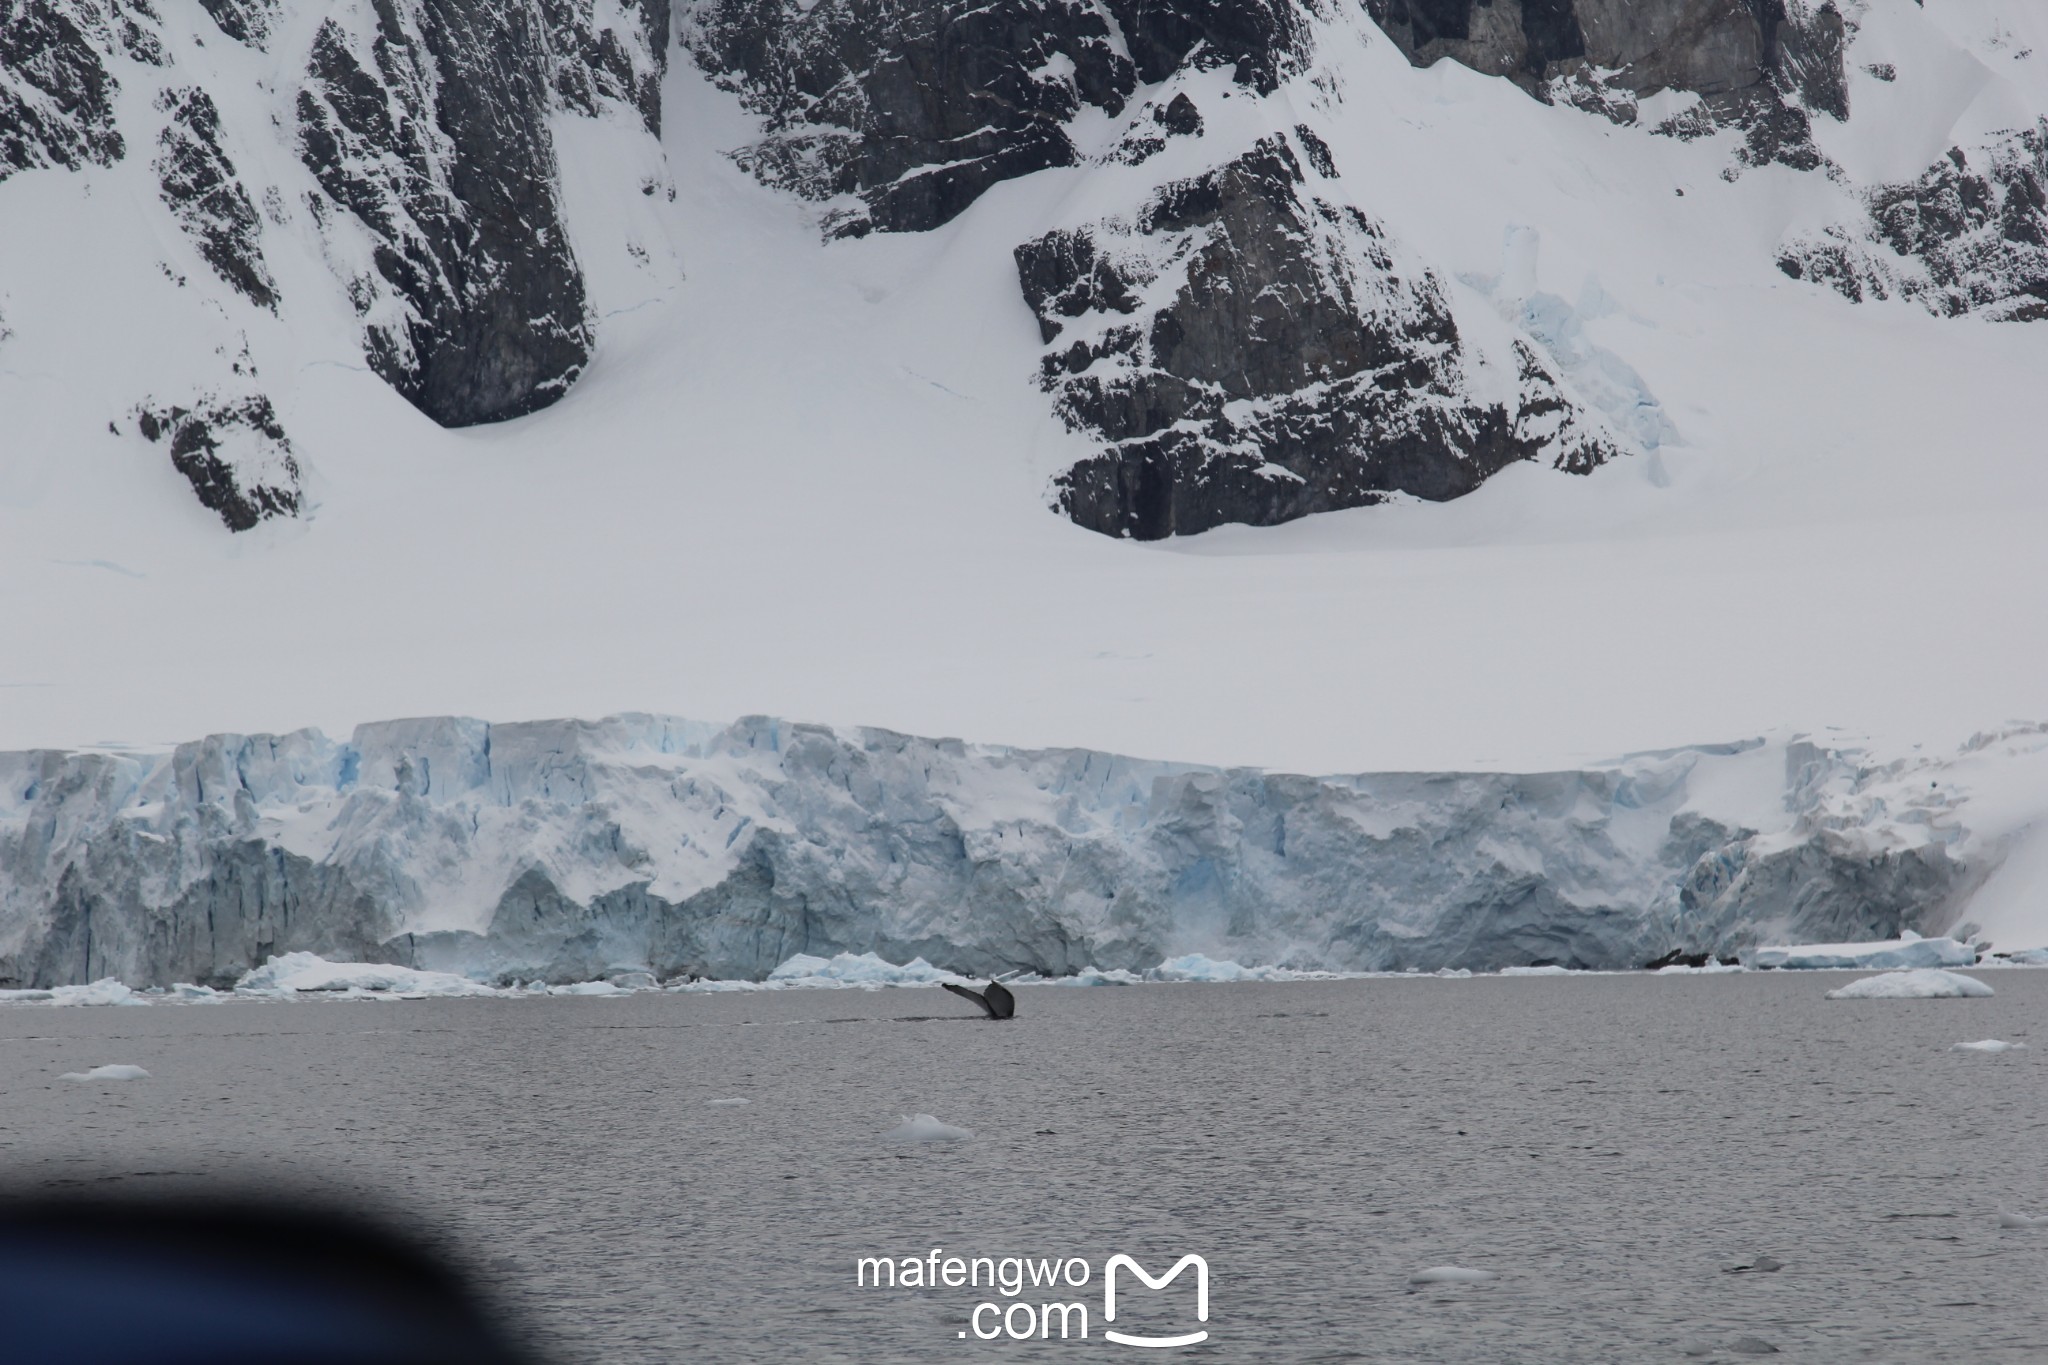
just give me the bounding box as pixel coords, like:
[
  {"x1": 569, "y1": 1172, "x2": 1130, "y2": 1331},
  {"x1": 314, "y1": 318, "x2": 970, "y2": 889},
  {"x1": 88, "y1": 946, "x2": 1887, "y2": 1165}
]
[{"x1": 7, "y1": 1, "x2": 2048, "y2": 979}]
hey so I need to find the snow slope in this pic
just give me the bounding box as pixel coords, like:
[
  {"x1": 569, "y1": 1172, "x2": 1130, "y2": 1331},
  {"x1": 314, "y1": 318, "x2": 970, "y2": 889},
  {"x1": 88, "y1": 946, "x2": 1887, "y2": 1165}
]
[{"x1": 5, "y1": 3, "x2": 2048, "y2": 959}]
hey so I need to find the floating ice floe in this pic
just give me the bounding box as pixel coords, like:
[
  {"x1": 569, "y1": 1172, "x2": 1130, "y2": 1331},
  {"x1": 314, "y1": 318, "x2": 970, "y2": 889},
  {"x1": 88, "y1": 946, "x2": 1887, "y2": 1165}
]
[
  {"x1": 60, "y1": 1064, "x2": 149, "y2": 1082},
  {"x1": 883, "y1": 1113, "x2": 973, "y2": 1143},
  {"x1": 1149, "y1": 954, "x2": 1348, "y2": 983},
  {"x1": 1953, "y1": 1039, "x2": 2026, "y2": 1053},
  {"x1": 1655, "y1": 961, "x2": 1744, "y2": 975},
  {"x1": 235, "y1": 952, "x2": 500, "y2": 999},
  {"x1": 763, "y1": 953, "x2": 964, "y2": 989},
  {"x1": 1997, "y1": 1212, "x2": 2048, "y2": 1229},
  {"x1": 1499, "y1": 965, "x2": 1573, "y2": 977},
  {"x1": 1751, "y1": 932, "x2": 1977, "y2": 971},
  {"x1": 548, "y1": 980, "x2": 628, "y2": 996},
  {"x1": 1050, "y1": 967, "x2": 1146, "y2": 986},
  {"x1": 50, "y1": 979, "x2": 145, "y2": 1006},
  {"x1": 1998, "y1": 948, "x2": 2048, "y2": 965},
  {"x1": 1408, "y1": 1266, "x2": 1495, "y2": 1285},
  {"x1": 705, "y1": 1098, "x2": 750, "y2": 1107},
  {"x1": 1825, "y1": 969, "x2": 1994, "y2": 1000}
]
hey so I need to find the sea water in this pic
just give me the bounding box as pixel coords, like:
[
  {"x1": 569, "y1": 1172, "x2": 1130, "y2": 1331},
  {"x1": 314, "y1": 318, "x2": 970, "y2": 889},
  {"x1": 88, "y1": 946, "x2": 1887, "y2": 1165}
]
[{"x1": 5, "y1": 972, "x2": 2045, "y2": 1361}]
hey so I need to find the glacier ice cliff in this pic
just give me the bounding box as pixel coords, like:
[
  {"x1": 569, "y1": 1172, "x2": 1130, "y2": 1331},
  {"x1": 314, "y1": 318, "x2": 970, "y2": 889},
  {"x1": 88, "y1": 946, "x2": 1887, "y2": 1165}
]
[{"x1": 0, "y1": 713, "x2": 2016, "y2": 990}]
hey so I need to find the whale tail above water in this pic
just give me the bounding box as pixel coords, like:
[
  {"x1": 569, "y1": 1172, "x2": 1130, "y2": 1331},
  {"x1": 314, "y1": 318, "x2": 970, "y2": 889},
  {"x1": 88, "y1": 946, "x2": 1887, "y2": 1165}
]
[{"x1": 942, "y1": 980, "x2": 1016, "y2": 1020}]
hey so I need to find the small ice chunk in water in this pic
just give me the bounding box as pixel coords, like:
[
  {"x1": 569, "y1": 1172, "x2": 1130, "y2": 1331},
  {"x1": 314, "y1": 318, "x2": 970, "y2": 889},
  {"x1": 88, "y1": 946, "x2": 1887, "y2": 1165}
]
[
  {"x1": 1726, "y1": 1336, "x2": 1780, "y2": 1355},
  {"x1": 1997, "y1": 1212, "x2": 2048, "y2": 1229},
  {"x1": 883, "y1": 1113, "x2": 973, "y2": 1142},
  {"x1": 60, "y1": 1064, "x2": 149, "y2": 1082},
  {"x1": 1407, "y1": 1266, "x2": 1494, "y2": 1285},
  {"x1": 706, "y1": 1098, "x2": 750, "y2": 1107},
  {"x1": 1824, "y1": 969, "x2": 1993, "y2": 1000},
  {"x1": 1953, "y1": 1039, "x2": 2025, "y2": 1052}
]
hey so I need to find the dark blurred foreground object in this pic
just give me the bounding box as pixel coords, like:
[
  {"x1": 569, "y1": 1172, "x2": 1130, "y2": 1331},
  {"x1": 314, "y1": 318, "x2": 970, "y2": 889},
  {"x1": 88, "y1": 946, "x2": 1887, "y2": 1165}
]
[
  {"x1": 942, "y1": 979, "x2": 1016, "y2": 1019},
  {"x1": 0, "y1": 1193, "x2": 540, "y2": 1364}
]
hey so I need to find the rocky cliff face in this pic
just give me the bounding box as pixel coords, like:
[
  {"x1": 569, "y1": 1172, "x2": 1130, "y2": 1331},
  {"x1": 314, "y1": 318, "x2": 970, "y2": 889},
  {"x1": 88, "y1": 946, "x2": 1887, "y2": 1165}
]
[
  {"x1": 1019, "y1": 133, "x2": 1618, "y2": 538},
  {"x1": 681, "y1": 0, "x2": 1313, "y2": 237},
  {"x1": 0, "y1": 713, "x2": 2002, "y2": 989}
]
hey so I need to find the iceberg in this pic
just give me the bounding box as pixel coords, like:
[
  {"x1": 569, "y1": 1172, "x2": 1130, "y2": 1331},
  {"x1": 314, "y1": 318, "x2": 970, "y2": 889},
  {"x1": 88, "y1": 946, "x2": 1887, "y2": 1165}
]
[
  {"x1": 1952, "y1": 1039, "x2": 2026, "y2": 1053},
  {"x1": 882, "y1": 1114, "x2": 973, "y2": 1143},
  {"x1": 1749, "y1": 932, "x2": 1976, "y2": 971},
  {"x1": 1149, "y1": 955, "x2": 1336, "y2": 983},
  {"x1": 49, "y1": 979, "x2": 143, "y2": 1007},
  {"x1": 235, "y1": 952, "x2": 499, "y2": 999},
  {"x1": 59, "y1": 1064, "x2": 150, "y2": 1081},
  {"x1": 1825, "y1": 969, "x2": 1995, "y2": 1000},
  {"x1": 765, "y1": 953, "x2": 962, "y2": 988},
  {"x1": 1051, "y1": 967, "x2": 1146, "y2": 986}
]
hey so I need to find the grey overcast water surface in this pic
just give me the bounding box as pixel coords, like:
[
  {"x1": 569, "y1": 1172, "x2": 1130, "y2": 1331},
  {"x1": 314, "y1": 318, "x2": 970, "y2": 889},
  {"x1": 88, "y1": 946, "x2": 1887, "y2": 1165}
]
[{"x1": 4, "y1": 973, "x2": 2046, "y2": 1362}]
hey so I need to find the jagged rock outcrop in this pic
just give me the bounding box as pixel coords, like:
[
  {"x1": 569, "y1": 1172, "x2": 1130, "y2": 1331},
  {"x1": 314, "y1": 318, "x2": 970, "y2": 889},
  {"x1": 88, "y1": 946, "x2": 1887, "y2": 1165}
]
[
  {"x1": 0, "y1": 713, "x2": 2000, "y2": 989},
  {"x1": 1780, "y1": 124, "x2": 2048, "y2": 322},
  {"x1": 680, "y1": 0, "x2": 1320, "y2": 237},
  {"x1": 134, "y1": 392, "x2": 303, "y2": 531},
  {"x1": 196, "y1": 0, "x2": 275, "y2": 48},
  {"x1": 288, "y1": 0, "x2": 668, "y2": 425},
  {"x1": 1020, "y1": 134, "x2": 1621, "y2": 538},
  {"x1": 298, "y1": 5, "x2": 615, "y2": 426},
  {"x1": 154, "y1": 86, "x2": 276, "y2": 311},
  {"x1": 0, "y1": 0, "x2": 142, "y2": 183}
]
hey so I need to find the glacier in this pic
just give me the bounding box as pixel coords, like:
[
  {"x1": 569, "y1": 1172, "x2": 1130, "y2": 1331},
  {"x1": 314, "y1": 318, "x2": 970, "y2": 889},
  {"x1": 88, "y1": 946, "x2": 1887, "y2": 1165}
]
[{"x1": 4, "y1": 711, "x2": 2036, "y2": 991}]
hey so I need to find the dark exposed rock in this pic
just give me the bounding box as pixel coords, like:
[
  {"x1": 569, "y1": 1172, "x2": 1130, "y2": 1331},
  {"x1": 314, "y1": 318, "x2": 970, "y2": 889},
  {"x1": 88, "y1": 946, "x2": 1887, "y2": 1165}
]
[
  {"x1": 295, "y1": 4, "x2": 602, "y2": 427},
  {"x1": 196, "y1": 0, "x2": 276, "y2": 47},
  {"x1": 1018, "y1": 135, "x2": 1620, "y2": 539},
  {"x1": 1108, "y1": 92, "x2": 1209, "y2": 168},
  {"x1": 135, "y1": 392, "x2": 303, "y2": 532},
  {"x1": 1368, "y1": 0, "x2": 1847, "y2": 172},
  {"x1": 1366, "y1": 0, "x2": 1771, "y2": 97},
  {"x1": 1159, "y1": 92, "x2": 1205, "y2": 137},
  {"x1": 683, "y1": 0, "x2": 1320, "y2": 236},
  {"x1": 0, "y1": 0, "x2": 126, "y2": 183},
  {"x1": 1780, "y1": 125, "x2": 2048, "y2": 321},
  {"x1": 546, "y1": 0, "x2": 670, "y2": 135},
  {"x1": 154, "y1": 86, "x2": 278, "y2": 311}
]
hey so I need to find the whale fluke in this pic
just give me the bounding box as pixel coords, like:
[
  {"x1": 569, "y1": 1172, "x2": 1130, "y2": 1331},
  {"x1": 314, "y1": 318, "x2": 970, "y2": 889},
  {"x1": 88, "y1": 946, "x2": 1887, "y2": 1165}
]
[{"x1": 943, "y1": 980, "x2": 1016, "y2": 1020}]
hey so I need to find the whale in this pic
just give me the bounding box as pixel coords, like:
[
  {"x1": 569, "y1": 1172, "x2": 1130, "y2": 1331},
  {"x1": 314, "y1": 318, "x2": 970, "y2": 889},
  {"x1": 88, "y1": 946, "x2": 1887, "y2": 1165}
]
[{"x1": 941, "y1": 980, "x2": 1016, "y2": 1020}]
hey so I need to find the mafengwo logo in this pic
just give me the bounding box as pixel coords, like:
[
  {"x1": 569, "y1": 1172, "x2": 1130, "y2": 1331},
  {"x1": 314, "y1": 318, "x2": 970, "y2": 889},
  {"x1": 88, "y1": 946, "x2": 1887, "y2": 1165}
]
[{"x1": 856, "y1": 1249, "x2": 1212, "y2": 1346}]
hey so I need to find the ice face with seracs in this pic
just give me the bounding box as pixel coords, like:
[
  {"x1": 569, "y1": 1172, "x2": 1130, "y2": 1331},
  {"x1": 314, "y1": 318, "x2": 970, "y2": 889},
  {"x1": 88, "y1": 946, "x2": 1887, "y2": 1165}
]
[{"x1": 2, "y1": 712, "x2": 2029, "y2": 990}]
